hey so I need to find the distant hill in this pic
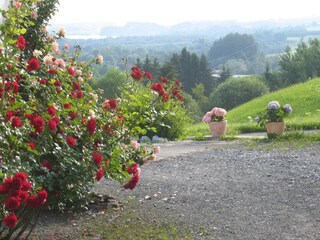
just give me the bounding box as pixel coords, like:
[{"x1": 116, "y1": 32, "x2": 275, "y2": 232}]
[{"x1": 49, "y1": 17, "x2": 320, "y2": 38}]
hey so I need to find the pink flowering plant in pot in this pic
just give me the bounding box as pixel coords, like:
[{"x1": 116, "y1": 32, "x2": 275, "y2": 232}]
[
  {"x1": 0, "y1": 1, "x2": 185, "y2": 229},
  {"x1": 202, "y1": 107, "x2": 227, "y2": 123},
  {"x1": 254, "y1": 100, "x2": 293, "y2": 127}
]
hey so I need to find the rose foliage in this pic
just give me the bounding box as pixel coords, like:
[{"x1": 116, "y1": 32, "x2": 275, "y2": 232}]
[{"x1": 0, "y1": 0, "x2": 185, "y2": 218}]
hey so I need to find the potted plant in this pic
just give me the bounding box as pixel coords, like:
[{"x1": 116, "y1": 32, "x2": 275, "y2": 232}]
[
  {"x1": 255, "y1": 101, "x2": 293, "y2": 137},
  {"x1": 202, "y1": 107, "x2": 228, "y2": 137}
]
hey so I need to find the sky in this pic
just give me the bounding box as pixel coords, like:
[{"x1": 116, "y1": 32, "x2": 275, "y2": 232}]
[{"x1": 50, "y1": 0, "x2": 320, "y2": 26}]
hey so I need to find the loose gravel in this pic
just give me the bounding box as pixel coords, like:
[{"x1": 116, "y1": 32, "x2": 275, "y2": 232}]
[{"x1": 31, "y1": 140, "x2": 320, "y2": 240}]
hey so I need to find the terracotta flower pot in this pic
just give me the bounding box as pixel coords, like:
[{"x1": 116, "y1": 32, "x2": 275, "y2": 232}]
[
  {"x1": 209, "y1": 120, "x2": 227, "y2": 137},
  {"x1": 266, "y1": 121, "x2": 285, "y2": 136}
]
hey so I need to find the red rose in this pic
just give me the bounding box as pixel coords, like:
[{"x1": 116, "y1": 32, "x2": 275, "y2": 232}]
[
  {"x1": 64, "y1": 103, "x2": 71, "y2": 109},
  {"x1": 109, "y1": 99, "x2": 117, "y2": 109},
  {"x1": 96, "y1": 168, "x2": 104, "y2": 181},
  {"x1": 21, "y1": 181, "x2": 32, "y2": 191},
  {"x1": 5, "y1": 196, "x2": 21, "y2": 210},
  {"x1": 87, "y1": 118, "x2": 96, "y2": 135},
  {"x1": 31, "y1": 115, "x2": 45, "y2": 133},
  {"x1": 68, "y1": 67, "x2": 76, "y2": 76},
  {"x1": 37, "y1": 189, "x2": 48, "y2": 204},
  {"x1": 47, "y1": 105, "x2": 56, "y2": 116},
  {"x1": 144, "y1": 71, "x2": 152, "y2": 80},
  {"x1": 26, "y1": 58, "x2": 40, "y2": 71},
  {"x1": 10, "y1": 190, "x2": 28, "y2": 202},
  {"x1": 161, "y1": 77, "x2": 167, "y2": 83},
  {"x1": 5, "y1": 111, "x2": 15, "y2": 122},
  {"x1": 16, "y1": 35, "x2": 26, "y2": 50},
  {"x1": 12, "y1": 81, "x2": 19, "y2": 93},
  {"x1": 69, "y1": 112, "x2": 77, "y2": 120},
  {"x1": 54, "y1": 80, "x2": 61, "y2": 86},
  {"x1": 52, "y1": 116, "x2": 60, "y2": 124},
  {"x1": 76, "y1": 89, "x2": 83, "y2": 99},
  {"x1": 127, "y1": 164, "x2": 139, "y2": 174},
  {"x1": 15, "y1": 74, "x2": 22, "y2": 82},
  {"x1": 130, "y1": 66, "x2": 143, "y2": 80},
  {"x1": 70, "y1": 91, "x2": 77, "y2": 98},
  {"x1": 39, "y1": 78, "x2": 47, "y2": 84},
  {"x1": 41, "y1": 161, "x2": 53, "y2": 170},
  {"x1": 48, "y1": 119, "x2": 57, "y2": 131},
  {"x1": 73, "y1": 81, "x2": 81, "y2": 90},
  {"x1": 11, "y1": 116, "x2": 23, "y2": 128},
  {"x1": 48, "y1": 69, "x2": 58, "y2": 74},
  {"x1": 66, "y1": 136, "x2": 76, "y2": 146},
  {"x1": 3, "y1": 213, "x2": 18, "y2": 228},
  {"x1": 93, "y1": 153, "x2": 103, "y2": 166},
  {"x1": 26, "y1": 195, "x2": 41, "y2": 208},
  {"x1": 14, "y1": 172, "x2": 27, "y2": 183},
  {"x1": 123, "y1": 174, "x2": 139, "y2": 190},
  {"x1": 0, "y1": 185, "x2": 8, "y2": 194},
  {"x1": 18, "y1": 190, "x2": 29, "y2": 202}
]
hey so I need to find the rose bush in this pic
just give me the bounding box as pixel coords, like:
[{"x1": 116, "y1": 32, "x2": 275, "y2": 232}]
[
  {"x1": 0, "y1": 0, "x2": 185, "y2": 220},
  {"x1": 0, "y1": 172, "x2": 48, "y2": 239}
]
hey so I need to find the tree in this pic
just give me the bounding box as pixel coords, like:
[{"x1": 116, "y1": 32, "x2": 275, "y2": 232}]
[
  {"x1": 208, "y1": 32, "x2": 259, "y2": 68},
  {"x1": 279, "y1": 38, "x2": 320, "y2": 85}
]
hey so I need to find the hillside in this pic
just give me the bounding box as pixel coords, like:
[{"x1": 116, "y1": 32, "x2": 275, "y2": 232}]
[{"x1": 227, "y1": 77, "x2": 320, "y2": 132}]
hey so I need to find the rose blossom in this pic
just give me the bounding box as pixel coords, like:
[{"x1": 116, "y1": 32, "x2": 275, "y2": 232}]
[
  {"x1": 127, "y1": 164, "x2": 139, "y2": 174},
  {"x1": 16, "y1": 35, "x2": 26, "y2": 50},
  {"x1": 96, "y1": 55, "x2": 103, "y2": 65},
  {"x1": 93, "y1": 153, "x2": 103, "y2": 166},
  {"x1": 33, "y1": 49, "x2": 42, "y2": 58},
  {"x1": 154, "y1": 146, "x2": 160, "y2": 155},
  {"x1": 43, "y1": 55, "x2": 54, "y2": 65},
  {"x1": 31, "y1": 10, "x2": 38, "y2": 19},
  {"x1": 59, "y1": 27, "x2": 66, "y2": 37},
  {"x1": 51, "y1": 41, "x2": 59, "y2": 52},
  {"x1": 26, "y1": 58, "x2": 40, "y2": 71},
  {"x1": 3, "y1": 213, "x2": 18, "y2": 228},
  {"x1": 66, "y1": 136, "x2": 76, "y2": 147},
  {"x1": 87, "y1": 117, "x2": 96, "y2": 135},
  {"x1": 96, "y1": 168, "x2": 104, "y2": 181},
  {"x1": 5, "y1": 196, "x2": 21, "y2": 210},
  {"x1": 130, "y1": 140, "x2": 139, "y2": 150},
  {"x1": 11, "y1": 116, "x2": 23, "y2": 128}
]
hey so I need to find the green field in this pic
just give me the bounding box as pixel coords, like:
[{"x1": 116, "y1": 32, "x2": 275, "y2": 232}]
[{"x1": 183, "y1": 78, "x2": 320, "y2": 138}]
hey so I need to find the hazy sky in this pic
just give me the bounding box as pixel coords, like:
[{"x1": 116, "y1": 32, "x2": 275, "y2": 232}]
[{"x1": 51, "y1": 0, "x2": 320, "y2": 26}]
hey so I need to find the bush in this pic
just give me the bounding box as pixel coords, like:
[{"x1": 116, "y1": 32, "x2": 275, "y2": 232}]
[
  {"x1": 209, "y1": 76, "x2": 269, "y2": 110},
  {"x1": 91, "y1": 67, "x2": 128, "y2": 99},
  {"x1": 119, "y1": 76, "x2": 186, "y2": 141},
  {"x1": 0, "y1": 0, "x2": 185, "y2": 221}
]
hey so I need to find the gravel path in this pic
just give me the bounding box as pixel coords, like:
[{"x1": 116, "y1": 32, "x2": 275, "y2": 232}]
[
  {"x1": 31, "y1": 140, "x2": 320, "y2": 239},
  {"x1": 107, "y1": 140, "x2": 320, "y2": 239}
]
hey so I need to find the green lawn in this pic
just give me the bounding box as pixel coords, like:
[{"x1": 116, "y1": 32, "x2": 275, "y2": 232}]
[{"x1": 183, "y1": 78, "x2": 320, "y2": 138}]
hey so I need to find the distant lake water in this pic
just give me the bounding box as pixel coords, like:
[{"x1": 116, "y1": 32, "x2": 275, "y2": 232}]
[{"x1": 66, "y1": 35, "x2": 116, "y2": 40}]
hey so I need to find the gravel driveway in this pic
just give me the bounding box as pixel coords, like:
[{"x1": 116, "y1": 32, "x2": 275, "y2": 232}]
[
  {"x1": 108, "y1": 140, "x2": 320, "y2": 239},
  {"x1": 31, "y1": 139, "x2": 320, "y2": 240}
]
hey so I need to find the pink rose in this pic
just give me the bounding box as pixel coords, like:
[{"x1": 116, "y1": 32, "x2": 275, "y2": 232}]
[{"x1": 130, "y1": 140, "x2": 139, "y2": 150}]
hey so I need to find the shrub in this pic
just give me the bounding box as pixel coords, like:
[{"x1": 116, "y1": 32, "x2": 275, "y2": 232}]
[
  {"x1": 0, "y1": 0, "x2": 185, "y2": 217},
  {"x1": 209, "y1": 76, "x2": 269, "y2": 110}
]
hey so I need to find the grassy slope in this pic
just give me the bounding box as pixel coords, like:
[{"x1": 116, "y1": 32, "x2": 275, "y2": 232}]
[{"x1": 183, "y1": 78, "x2": 320, "y2": 137}]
